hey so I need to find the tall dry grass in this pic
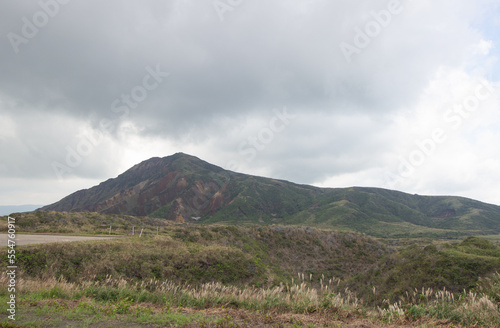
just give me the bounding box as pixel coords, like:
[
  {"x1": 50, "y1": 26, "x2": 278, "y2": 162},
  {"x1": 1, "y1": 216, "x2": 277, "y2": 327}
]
[
  {"x1": 0, "y1": 266, "x2": 500, "y2": 327},
  {"x1": 1, "y1": 271, "x2": 498, "y2": 326},
  {"x1": 0, "y1": 271, "x2": 359, "y2": 314},
  {"x1": 378, "y1": 273, "x2": 500, "y2": 326}
]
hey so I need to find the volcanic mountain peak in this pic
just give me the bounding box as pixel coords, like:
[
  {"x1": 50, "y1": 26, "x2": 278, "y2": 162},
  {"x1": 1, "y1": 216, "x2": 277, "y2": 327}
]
[
  {"x1": 124, "y1": 153, "x2": 208, "y2": 175},
  {"x1": 41, "y1": 153, "x2": 500, "y2": 238},
  {"x1": 42, "y1": 153, "x2": 232, "y2": 218}
]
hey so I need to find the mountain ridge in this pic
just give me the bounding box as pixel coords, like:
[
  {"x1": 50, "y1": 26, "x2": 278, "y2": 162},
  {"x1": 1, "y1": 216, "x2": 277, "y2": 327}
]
[{"x1": 41, "y1": 152, "x2": 500, "y2": 238}]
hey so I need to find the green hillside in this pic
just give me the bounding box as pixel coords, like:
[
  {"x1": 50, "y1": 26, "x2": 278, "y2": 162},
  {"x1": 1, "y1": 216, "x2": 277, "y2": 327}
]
[
  {"x1": 351, "y1": 236, "x2": 500, "y2": 305},
  {"x1": 204, "y1": 183, "x2": 500, "y2": 238},
  {"x1": 39, "y1": 153, "x2": 500, "y2": 238}
]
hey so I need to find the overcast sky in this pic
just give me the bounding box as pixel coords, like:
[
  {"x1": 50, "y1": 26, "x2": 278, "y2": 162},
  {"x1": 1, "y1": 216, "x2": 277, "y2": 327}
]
[{"x1": 1, "y1": 0, "x2": 500, "y2": 207}]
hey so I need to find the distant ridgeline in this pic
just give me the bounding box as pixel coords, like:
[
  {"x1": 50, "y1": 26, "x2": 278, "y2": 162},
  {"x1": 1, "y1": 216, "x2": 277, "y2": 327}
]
[{"x1": 40, "y1": 153, "x2": 500, "y2": 238}]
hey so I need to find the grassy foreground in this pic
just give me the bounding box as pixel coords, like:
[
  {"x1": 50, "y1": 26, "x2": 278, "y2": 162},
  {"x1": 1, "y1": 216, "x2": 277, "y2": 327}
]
[
  {"x1": 0, "y1": 270, "x2": 499, "y2": 327},
  {"x1": 1, "y1": 213, "x2": 499, "y2": 327}
]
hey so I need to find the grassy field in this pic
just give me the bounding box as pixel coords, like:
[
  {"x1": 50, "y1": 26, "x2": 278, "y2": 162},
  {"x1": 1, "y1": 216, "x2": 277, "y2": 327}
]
[
  {"x1": 1, "y1": 271, "x2": 499, "y2": 327},
  {"x1": 1, "y1": 213, "x2": 499, "y2": 327}
]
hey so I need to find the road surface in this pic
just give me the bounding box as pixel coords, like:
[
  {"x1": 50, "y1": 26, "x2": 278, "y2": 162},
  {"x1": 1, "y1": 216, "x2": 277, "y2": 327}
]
[{"x1": 1, "y1": 234, "x2": 120, "y2": 246}]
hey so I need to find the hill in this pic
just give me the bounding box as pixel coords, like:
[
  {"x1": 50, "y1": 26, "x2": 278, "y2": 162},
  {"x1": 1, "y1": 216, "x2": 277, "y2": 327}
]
[
  {"x1": 41, "y1": 153, "x2": 500, "y2": 238},
  {"x1": 10, "y1": 220, "x2": 389, "y2": 286}
]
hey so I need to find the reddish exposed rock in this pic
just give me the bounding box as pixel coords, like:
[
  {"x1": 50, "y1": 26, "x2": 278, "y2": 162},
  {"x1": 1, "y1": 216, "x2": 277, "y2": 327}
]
[{"x1": 41, "y1": 153, "x2": 235, "y2": 222}]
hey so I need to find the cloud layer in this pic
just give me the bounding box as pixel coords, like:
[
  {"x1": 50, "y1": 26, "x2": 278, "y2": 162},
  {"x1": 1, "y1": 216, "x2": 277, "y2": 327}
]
[{"x1": 1, "y1": 0, "x2": 499, "y2": 205}]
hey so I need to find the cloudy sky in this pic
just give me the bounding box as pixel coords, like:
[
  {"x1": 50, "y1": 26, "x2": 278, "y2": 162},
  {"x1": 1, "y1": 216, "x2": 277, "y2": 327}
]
[{"x1": 1, "y1": 0, "x2": 500, "y2": 207}]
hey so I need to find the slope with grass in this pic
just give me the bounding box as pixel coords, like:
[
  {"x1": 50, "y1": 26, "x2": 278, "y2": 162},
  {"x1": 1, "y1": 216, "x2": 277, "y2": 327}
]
[
  {"x1": 0, "y1": 210, "x2": 168, "y2": 235},
  {"x1": 4, "y1": 212, "x2": 500, "y2": 303},
  {"x1": 6, "y1": 224, "x2": 390, "y2": 286},
  {"x1": 2, "y1": 222, "x2": 500, "y2": 327},
  {"x1": 350, "y1": 237, "x2": 500, "y2": 305}
]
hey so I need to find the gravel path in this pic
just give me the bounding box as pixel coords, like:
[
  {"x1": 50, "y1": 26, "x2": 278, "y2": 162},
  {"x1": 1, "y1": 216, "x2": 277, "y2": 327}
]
[{"x1": 1, "y1": 234, "x2": 120, "y2": 246}]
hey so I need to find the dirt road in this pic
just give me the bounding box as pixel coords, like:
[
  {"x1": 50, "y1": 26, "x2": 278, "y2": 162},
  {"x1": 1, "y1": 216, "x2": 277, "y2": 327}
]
[{"x1": 1, "y1": 234, "x2": 120, "y2": 246}]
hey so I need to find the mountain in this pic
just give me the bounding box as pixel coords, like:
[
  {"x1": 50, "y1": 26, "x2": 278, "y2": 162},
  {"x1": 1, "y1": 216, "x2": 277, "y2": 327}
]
[
  {"x1": 41, "y1": 152, "x2": 500, "y2": 238},
  {"x1": 41, "y1": 153, "x2": 316, "y2": 222}
]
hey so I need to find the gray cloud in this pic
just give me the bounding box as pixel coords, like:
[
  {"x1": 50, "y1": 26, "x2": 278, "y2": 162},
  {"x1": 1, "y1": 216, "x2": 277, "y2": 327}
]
[{"x1": 1, "y1": 0, "x2": 499, "y2": 205}]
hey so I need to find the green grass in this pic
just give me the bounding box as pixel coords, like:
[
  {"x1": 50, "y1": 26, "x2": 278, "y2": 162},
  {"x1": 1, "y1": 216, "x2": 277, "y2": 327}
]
[
  {"x1": 0, "y1": 211, "x2": 168, "y2": 236},
  {"x1": 2, "y1": 224, "x2": 390, "y2": 289},
  {"x1": 1, "y1": 212, "x2": 500, "y2": 327},
  {"x1": 0, "y1": 294, "x2": 216, "y2": 328},
  {"x1": 350, "y1": 237, "x2": 500, "y2": 306},
  {"x1": 0, "y1": 270, "x2": 498, "y2": 327}
]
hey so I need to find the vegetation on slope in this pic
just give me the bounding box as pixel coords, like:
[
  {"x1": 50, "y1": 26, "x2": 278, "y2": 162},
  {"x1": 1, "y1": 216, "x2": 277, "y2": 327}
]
[
  {"x1": 2, "y1": 236, "x2": 500, "y2": 327},
  {"x1": 0, "y1": 211, "x2": 167, "y2": 235},
  {"x1": 351, "y1": 237, "x2": 500, "y2": 305},
  {"x1": 1, "y1": 212, "x2": 500, "y2": 327},
  {"x1": 4, "y1": 223, "x2": 390, "y2": 287},
  {"x1": 3, "y1": 272, "x2": 499, "y2": 327}
]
